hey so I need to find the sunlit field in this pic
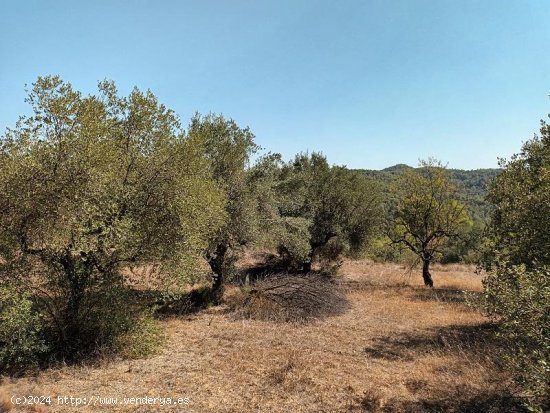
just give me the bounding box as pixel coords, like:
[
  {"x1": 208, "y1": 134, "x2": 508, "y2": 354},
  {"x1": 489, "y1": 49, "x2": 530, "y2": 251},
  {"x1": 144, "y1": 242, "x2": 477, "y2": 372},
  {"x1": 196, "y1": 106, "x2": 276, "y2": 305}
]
[{"x1": 1, "y1": 261, "x2": 523, "y2": 413}]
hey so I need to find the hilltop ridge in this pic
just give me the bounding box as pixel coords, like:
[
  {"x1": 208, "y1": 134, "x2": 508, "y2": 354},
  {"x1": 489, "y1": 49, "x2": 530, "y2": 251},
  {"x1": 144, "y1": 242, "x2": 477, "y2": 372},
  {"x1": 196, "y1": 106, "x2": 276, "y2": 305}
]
[{"x1": 357, "y1": 164, "x2": 501, "y2": 221}]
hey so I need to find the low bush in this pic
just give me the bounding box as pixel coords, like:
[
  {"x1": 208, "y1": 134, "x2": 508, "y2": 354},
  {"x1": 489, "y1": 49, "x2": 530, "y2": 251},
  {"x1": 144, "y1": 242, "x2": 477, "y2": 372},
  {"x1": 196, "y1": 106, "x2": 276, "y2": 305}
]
[
  {"x1": 483, "y1": 264, "x2": 549, "y2": 410},
  {"x1": 40, "y1": 283, "x2": 164, "y2": 361},
  {"x1": 0, "y1": 284, "x2": 47, "y2": 374},
  {"x1": 113, "y1": 311, "x2": 165, "y2": 359}
]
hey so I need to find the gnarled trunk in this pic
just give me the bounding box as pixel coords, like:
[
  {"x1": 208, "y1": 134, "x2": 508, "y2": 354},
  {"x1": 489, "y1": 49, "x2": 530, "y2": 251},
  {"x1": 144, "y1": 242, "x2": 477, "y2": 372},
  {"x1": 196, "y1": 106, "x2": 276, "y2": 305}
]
[
  {"x1": 422, "y1": 258, "x2": 434, "y2": 287},
  {"x1": 303, "y1": 232, "x2": 338, "y2": 274},
  {"x1": 207, "y1": 243, "x2": 228, "y2": 303}
]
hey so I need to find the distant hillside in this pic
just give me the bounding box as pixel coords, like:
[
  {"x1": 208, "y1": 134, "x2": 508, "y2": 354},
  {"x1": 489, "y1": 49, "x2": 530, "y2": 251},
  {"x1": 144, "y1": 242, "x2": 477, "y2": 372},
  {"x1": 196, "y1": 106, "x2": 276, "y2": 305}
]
[{"x1": 358, "y1": 165, "x2": 501, "y2": 221}]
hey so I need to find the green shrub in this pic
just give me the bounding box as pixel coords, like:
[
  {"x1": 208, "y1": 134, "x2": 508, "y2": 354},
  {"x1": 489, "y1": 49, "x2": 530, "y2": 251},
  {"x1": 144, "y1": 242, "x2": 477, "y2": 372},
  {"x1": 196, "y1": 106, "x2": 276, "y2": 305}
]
[
  {"x1": 276, "y1": 217, "x2": 312, "y2": 270},
  {"x1": 44, "y1": 284, "x2": 165, "y2": 360},
  {"x1": 483, "y1": 117, "x2": 550, "y2": 411},
  {"x1": 366, "y1": 237, "x2": 400, "y2": 262},
  {"x1": 0, "y1": 285, "x2": 47, "y2": 374},
  {"x1": 315, "y1": 237, "x2": 348, "y2": 264},
  {"x1": 114, "y1": 312, "x2": 164, "y2": 359},
  {"x1": 483, "y1": 264, "x2": 549, "y2": 409}
]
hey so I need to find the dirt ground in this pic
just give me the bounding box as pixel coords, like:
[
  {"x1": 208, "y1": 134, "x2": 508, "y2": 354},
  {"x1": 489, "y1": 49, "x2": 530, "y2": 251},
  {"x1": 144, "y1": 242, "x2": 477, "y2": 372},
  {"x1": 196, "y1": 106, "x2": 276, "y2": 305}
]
[{"x1": 0, "y1": 261, "x2": 523, "y2": 413}]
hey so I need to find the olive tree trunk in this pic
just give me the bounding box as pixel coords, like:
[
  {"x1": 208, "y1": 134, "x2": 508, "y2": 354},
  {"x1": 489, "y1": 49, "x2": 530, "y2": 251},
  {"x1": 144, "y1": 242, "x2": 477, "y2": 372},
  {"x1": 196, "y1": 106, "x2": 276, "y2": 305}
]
[
  {"x1": 422, "y1": 258, "x2": 434, "y2": 287},
  {"x1": 207, "y1": 243, "x2": 228, "y2": 303}
]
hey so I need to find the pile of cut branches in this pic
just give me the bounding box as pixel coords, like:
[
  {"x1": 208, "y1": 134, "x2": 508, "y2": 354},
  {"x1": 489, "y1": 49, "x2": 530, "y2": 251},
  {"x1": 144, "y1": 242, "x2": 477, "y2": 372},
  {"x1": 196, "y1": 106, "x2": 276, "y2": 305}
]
[{"x1": 230, "y1": 275, "x2": 348, "y2": 322}]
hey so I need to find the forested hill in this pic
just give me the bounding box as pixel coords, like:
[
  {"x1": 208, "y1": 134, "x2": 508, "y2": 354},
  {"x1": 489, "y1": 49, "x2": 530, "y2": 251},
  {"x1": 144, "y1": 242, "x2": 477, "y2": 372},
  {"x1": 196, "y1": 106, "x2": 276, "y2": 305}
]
[{"x1": 358, "y1": 164, "x2": 501, "y2": 221}]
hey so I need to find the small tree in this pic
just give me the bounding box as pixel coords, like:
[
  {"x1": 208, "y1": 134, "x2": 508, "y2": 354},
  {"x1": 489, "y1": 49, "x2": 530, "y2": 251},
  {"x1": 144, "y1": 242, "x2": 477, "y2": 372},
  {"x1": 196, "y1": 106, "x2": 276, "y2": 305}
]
[
  {"x1": 0, "y1": 77, "x2": 225, "y2": 357},
  {"x1": 386, "y1": 159, "x2": 470, "y2": 287}
]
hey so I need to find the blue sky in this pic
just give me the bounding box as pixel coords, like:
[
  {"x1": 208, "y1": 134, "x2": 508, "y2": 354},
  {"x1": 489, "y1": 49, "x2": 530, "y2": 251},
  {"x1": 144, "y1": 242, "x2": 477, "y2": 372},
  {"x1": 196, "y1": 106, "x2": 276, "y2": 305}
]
[{"x1": 1, "y1": 0, "x2": 550, "y2": 169}]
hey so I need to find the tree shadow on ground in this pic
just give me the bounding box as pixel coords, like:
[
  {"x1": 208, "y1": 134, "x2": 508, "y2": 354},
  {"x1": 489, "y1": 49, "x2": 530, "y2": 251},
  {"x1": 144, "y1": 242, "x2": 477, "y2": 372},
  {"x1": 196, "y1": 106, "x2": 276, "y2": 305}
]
[
  {"x1": 129, "y1": 286, "x2": 220, "y2": 317},
  {"x1": 360, "y1": 323, "x2": 530, "y2": 412},
  {"x1": 363, "y1": 322, "x2": 501, "y2": 362},
  {"x1": 406, "y1": 286, "x2": 485, "y2": 306},
  {"x1": 381, "y1": 392, "x2": 528, "y2": 413},
  {"x1": 409, "y1": 287, "x2": 471, "y2": 304}
]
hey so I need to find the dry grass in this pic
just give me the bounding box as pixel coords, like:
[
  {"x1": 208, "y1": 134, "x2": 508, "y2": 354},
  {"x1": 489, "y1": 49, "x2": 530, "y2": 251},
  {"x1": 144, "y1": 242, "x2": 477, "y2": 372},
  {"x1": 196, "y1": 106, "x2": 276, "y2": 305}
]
[
  {"x1": 0, "y1": 390, "x2": 15, "y2": 412},
  {"x1": 0, "y1": 261, "x2": 524, "y2": 413}
]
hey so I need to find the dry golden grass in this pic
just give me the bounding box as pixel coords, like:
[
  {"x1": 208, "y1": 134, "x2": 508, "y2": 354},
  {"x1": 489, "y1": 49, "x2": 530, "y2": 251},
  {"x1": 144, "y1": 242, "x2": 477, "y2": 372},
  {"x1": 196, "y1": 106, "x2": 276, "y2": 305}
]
[
  {"x1": 0, "y1": 261, "x2": 523, "y2": 413},
  {"x1": 0, "y1": 390, "x2": 15, "y2": 412}
]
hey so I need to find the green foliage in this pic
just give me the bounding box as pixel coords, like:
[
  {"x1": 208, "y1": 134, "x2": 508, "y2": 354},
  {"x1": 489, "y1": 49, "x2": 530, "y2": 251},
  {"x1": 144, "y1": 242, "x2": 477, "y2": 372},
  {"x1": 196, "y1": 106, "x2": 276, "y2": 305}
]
[
  {"x1": 487, "y1": 122, "x2": 550, "y2": 267},
  {"x1": 40, "y1": 283, "x2": 163, "y2": 359},
  {"x1": 0, "y1": 76, "x2": 225, "y2": 358},
  {"x1": 366, "y1": 236, "x2": 399, "y2": 262},
  {"x1": 386, "y1": 159, "x2": 471, "y2": 286},
  {"x1": 361, "y1": 163, "x2": 497, "y2": 266},
  {"x1": 245, "y1": 152, "x2": 381, "y2": 271},
  {"x1": 246, "y1": 153, "x2": 285, "y2": 248},
  {"x1": 113, "y1": 311, "x2": 164, "y2": 359},
  {"x1": 361, "y1": 164, "x2": 499, "y2": 222},
  {"x1": 484, "y1": 120, "x2": 550, "y2": 410},
  {"x1": 187, "y1": 113, "x2": 258, "y2": 281},
  {"x1": 440, "y1": 220, "x2": 486, "y2": 264},
  {"x1": 275, "y1": 217, "x2": 312, "y2": 270},
  {"x1": 275, "y1": 152, "x2": 381, "y2": 270},
  {"x1": 0, "y1": 284, "x2": 47, "y2": 374},
  {"x1": 483, "y1": 264, "x2": 549, "y2": 407}
]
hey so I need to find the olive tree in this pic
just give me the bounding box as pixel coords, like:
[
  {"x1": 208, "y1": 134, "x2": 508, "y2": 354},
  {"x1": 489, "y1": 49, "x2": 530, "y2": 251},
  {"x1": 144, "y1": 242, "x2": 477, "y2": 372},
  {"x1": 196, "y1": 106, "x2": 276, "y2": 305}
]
[
  {"x1": 186, "y1": 113, "x2": 258, "y2": 295},
  {"x1": 276, "y1": 152, "x2": 381, "y2": 272},
  {"x1": 246, "y1": 153, "x2": 286, "y2": 246},
  {"x1": 386, "y1": 159, "x2": 470, "y2": 287},
  {"x1": 0, "y1": 76, "x2": 225, "y2": 357}
]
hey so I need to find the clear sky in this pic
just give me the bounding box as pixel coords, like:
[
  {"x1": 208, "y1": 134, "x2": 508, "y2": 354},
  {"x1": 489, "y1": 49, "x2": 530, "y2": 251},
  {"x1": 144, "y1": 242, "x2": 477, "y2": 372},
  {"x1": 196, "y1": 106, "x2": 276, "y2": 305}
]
[{"x1": 2, "y1": 0, "x2": 550, "y2": 169}]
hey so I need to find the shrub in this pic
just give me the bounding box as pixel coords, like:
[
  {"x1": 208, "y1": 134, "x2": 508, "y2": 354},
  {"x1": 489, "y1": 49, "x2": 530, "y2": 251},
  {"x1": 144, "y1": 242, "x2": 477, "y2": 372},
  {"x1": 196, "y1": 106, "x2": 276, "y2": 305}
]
[
  {"x1": 483, "y1": 117, "x2": 550, "y2": 411},
  {"x1": 37, "y1": 282, "x2": 164, "y2": 361},
  {"x1": 483, "y1": 264, "x2": 549, "y2": 409},
  {"x1": 0, "y1": 284, "x2": 47, "y2": 374},
  {"x1": 275, "y1": 217, "x2": 312, "y2": 271},
  {"x1": 315, "y1": 237, "x2": 347, "y2": 264},
  {"x1": 113, "y1": 312, "x2": 164, "y2": 359},
  {"x1": 366, "y1": 237, "x2": 399, "y2": 262}
]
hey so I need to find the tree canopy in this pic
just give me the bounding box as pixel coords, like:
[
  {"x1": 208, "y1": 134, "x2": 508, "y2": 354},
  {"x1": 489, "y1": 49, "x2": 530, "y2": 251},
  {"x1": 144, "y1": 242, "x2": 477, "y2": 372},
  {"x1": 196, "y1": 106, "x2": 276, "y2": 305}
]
[
  {"x1": 186, "y1": 113, "x2": 258, "y2": 293},
  {"x1": 0, "y1": 76, "x2": 226, "y2": 354},
  {"x1": 483, "y1": 119, "x2": 550, "y2": 406},
  {"x1": 487, "y1": 122, "x2": 550, "y2": 267},
  {"x1": 275, "y1": 152, "x2": 381, "y2": 271},
  {"x1": 386, "y1": 159, "x2": 471, "y2": 286}
]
